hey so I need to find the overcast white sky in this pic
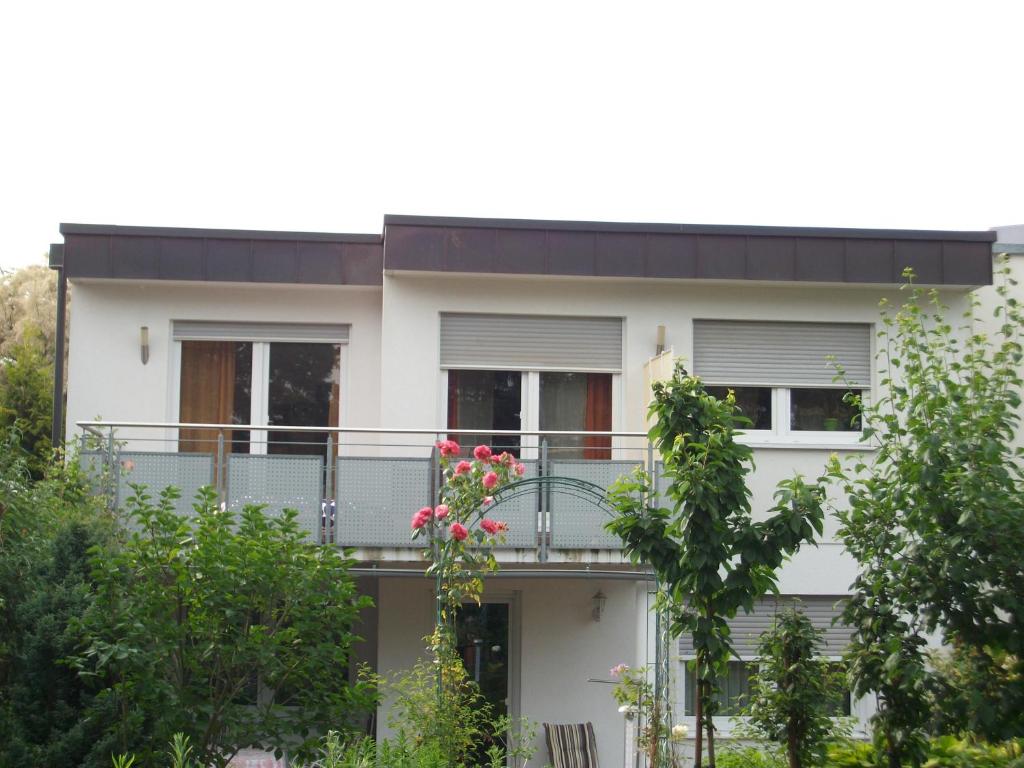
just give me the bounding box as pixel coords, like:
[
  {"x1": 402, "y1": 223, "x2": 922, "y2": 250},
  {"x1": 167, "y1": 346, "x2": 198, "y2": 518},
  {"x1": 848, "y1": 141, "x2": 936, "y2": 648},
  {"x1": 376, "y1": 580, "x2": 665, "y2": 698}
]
[{"x1": 2, "y1": 1, "x2": 1022, "y2": 271}]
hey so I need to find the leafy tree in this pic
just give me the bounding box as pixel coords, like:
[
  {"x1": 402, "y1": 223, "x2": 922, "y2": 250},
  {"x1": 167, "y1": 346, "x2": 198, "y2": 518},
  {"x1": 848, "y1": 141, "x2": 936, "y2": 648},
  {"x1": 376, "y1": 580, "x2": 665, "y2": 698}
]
[
  {"x1": 741, "y1": 607, "x2": 850, "y2": 768},
  {"x1": 606, "y1": 364, "x2": 826, "y2": 768},
  {"x1": 830, "y1": 268, "x2": 1024, "y2": 761},
  {"x1": 927, "y1": 644, "x2": 1024, "y2": 742},
  {"x1": 0, "y1": 328, "x2": 54, "y2": 476},
  {"x1": 0, "y1": 428, "x2": 115, "y2": 767},
  {"x1": 0, "y1": 264, "x2": 61, "y2": 361},
  {"x1": 75, "y1": 485, "x2": 374, "y2": 767}
]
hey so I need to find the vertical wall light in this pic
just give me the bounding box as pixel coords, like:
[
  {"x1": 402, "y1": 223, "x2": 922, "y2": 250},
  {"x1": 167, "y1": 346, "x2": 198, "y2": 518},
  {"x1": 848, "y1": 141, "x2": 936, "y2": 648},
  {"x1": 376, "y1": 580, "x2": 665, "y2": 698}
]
[
  {"x1": 591, "y1": 589, "x2": 607, "y2": 622},
  {"x1": 140, "y1": 326, "x2": 150, "y2": 365}
]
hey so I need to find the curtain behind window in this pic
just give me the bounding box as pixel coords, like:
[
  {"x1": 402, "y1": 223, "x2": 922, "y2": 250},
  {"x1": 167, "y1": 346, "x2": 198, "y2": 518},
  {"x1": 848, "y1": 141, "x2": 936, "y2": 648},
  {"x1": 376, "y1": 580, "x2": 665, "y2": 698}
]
[
  {"x1": 179, "y1": 341, "x2": 251, "y2": 454},
  {"x1": 540, "y1": 373, "x2": 611, "y2": 460}
]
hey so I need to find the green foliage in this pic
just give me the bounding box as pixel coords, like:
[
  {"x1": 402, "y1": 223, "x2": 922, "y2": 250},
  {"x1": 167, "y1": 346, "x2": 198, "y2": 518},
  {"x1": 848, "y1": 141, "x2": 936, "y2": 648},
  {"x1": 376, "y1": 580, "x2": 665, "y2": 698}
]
[
  {"x1": 379, "y1": 640, "x2": 535, "y2": 768},
  {"x1": 830, "y1": 266, "x2": 1024, "y2": 763},
  {"x1": 714, "y1": 744, "x2": 788, "y2": 768},
  {"x1": 0, "y1": 429, "x2": 116, "y2": 767},
  {"x1": 0, "y1": 329, "x2": 54, "y2": 477},
  {"x1": 741, "y1": 607, "x2": 852, "y2": 768},
  {"x1": 826, "y1": 739, "x2": 878, "y2": 767},
  {"x1": 825, "y1": 736, "x2": 1024, "y2": 768},
  {"x1": 606, "y1": 363, "x2": 826, "y2": 767},
  {"x1": 927, "y1": 645, "x2": 1024, "y2": 742},
  {"x1": 75, "y1": 485, "x2": 374, "y2": 767}
]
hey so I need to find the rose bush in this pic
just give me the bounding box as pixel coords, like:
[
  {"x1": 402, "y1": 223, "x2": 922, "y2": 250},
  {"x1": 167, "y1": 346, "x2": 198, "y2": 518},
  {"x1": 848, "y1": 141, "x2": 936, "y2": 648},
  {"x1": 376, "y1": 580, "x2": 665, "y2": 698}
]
[{"x1": 411, "y1": 441, "x2": 521, "y2": 619}]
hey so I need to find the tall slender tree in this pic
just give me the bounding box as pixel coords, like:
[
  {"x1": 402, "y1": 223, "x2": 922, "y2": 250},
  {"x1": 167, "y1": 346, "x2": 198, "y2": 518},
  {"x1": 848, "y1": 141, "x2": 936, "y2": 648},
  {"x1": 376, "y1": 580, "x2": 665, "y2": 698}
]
[{"x1": 607, "y1": 364, "x2": 825, "y2": 768}]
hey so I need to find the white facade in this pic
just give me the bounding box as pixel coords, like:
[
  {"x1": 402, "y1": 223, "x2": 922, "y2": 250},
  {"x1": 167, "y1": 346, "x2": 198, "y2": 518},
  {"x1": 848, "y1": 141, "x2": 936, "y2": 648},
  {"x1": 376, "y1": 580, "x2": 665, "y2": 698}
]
[{"x1": 58, "y1": 217, "x2": 995, "y2": 764}]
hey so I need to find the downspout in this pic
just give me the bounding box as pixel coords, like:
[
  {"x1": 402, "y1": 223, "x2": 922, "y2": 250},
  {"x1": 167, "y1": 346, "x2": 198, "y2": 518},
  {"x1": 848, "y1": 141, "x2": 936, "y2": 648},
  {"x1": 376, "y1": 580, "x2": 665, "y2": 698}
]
[{"x1": 48, "y1": 243, "x2": 67, "y2": 451}]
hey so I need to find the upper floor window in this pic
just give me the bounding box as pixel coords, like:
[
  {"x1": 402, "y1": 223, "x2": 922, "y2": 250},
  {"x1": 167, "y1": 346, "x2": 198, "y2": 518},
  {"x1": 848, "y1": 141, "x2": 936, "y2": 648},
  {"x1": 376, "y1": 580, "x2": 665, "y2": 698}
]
[
  {"x1": 441, "y1": 312, "x2": 622, "y2": 459},
  {"x1": 174, "y1": 322, "x2": 346, "y2": 457},
  {"x1": 693, "y1": 320, "x2": 870, "y2": 442},
  {"x1": 446, "y1": 370, "x2": 612, "y2": 459}
]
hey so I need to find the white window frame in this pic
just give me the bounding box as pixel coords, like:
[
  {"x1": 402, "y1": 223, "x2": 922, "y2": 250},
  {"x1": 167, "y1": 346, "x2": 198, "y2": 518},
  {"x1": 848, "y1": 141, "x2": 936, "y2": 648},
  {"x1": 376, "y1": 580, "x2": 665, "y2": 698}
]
[
  {"x1": 705, "y1": 385, "x2": 870, "y2": 448},
  {"x1": 171, "y1": 334, "x2": 346, "y2": 453},
  {"x1": 675, "y1": 654, "x2": 863, "y2": 737},
  {"x1": 439, "y1": 369, "x2": 622, "y2": 459}
]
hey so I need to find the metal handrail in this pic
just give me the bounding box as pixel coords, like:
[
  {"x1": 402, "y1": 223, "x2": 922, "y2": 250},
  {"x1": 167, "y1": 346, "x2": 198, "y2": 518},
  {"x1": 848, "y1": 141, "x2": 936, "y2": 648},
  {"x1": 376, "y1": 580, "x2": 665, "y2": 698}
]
[{"x1": 75, "y1": 421, "x2": 649, "y2": 438}]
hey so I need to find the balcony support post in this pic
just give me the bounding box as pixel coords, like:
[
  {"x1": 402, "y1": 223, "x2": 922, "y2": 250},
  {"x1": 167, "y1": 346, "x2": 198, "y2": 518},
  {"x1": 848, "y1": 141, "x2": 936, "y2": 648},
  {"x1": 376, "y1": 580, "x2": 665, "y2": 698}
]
[
  {"x1": 539, "y1": 438, "x2": 549, "y2": 562},
  {"x1": 324, "y1": 434, "x2": 334, "y2": 545},
  {"x1": 216, "y1": 430, "x2": 226, "y2": 502},
  {"x1": 107, "y1": 428, "x2": 118, "y2": 513}
]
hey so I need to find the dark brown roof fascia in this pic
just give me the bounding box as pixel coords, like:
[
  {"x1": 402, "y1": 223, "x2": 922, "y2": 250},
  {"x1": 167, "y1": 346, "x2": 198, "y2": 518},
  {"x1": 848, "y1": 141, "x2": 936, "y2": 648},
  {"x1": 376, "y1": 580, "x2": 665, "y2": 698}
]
[
  {"x1": 382, "y1": 214, "x2": 997, "y2": 243},
  {"x1": 383, "y1": 217, "x2": 994, "y2": 286},
  {"x1": 60, "y1": 224, "x2": 384, "y2": 286}
]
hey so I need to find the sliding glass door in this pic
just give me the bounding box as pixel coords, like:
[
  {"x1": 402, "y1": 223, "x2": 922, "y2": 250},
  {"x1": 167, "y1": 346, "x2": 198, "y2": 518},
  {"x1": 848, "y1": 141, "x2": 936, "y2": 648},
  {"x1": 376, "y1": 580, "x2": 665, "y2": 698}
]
[
  {"x1": 266, "y1": 343, "x2": 341, "y2": 455},
  {"x1": 179, "y1": 341, "x2": 253, "y2": 454},
  {"x1": 179, "y1": 340, "x2": 341, "y2": 456},
  {"x1": 446, "y1": 369, "x2": 613, "y2": 459}
]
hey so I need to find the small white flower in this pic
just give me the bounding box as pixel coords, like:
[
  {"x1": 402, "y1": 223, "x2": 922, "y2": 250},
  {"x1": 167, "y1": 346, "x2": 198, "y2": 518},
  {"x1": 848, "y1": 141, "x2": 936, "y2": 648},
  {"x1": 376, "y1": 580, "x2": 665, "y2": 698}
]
[{"x1": 671, "y1": 723, "x2": 688, "y2": 741}]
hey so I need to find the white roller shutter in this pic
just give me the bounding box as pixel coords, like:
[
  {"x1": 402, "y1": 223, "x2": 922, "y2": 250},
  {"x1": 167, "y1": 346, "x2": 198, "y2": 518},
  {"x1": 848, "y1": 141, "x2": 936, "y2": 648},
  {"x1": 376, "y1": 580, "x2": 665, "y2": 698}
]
[
  {"x1": 440, "y1": 313, "x2": 623, "y2": 372},
  {"x1": 173, "y1": 321, "x2": 350, "y2": 344},
  {"x1": 693, "y1": 320, "x2": 871, "y2": 387}
]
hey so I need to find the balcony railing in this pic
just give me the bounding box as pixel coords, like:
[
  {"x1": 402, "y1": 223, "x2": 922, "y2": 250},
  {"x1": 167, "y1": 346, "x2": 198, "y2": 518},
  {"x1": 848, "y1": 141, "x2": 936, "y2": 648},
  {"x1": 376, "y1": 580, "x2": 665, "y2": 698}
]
[{"x1": 76, "y1": 422, "x2": 659, "y2": 558}]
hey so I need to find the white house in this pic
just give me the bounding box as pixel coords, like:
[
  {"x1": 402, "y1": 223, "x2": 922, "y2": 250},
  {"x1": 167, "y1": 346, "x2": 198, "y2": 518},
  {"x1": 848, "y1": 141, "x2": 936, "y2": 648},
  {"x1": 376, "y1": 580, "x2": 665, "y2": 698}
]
[{"x1": 49, "y1": 215, "x2": 997, "y2": 764}]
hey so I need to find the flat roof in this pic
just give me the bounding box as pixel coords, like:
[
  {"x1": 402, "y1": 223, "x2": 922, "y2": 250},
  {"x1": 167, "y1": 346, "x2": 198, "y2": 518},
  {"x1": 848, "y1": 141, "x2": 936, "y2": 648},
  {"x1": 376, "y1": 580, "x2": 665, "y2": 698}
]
[
  {"x1": 55, "y1": 215, "x2": 997, "y2": 287},
  {"x1": 384, "y1": 214, "x2": 997, "y2": 243}
]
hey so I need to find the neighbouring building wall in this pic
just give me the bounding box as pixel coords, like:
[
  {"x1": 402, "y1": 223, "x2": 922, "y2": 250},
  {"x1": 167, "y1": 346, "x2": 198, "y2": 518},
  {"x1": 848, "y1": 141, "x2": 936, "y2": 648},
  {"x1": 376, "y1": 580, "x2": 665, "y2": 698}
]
[
  {"x1": 64, "y1": 280, "x2": 383, "y2": 444},
  {"x1": 375, "y1": 576, "x2": 644, "y2": 766},
  {"x1": 974, "y1": 230, "x2": 1024, "y2": 450}
]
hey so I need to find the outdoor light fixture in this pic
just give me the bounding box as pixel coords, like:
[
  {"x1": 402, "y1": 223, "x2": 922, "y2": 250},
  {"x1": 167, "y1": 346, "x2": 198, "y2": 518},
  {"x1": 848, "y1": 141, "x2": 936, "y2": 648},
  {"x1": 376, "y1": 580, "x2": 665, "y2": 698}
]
[
  {"x1": 591, "y1": 589, "x2": 607, "y2": 622},
  {"x1": 656, "y1": 325, "x2": 666, "y2": 355},
  {"x1": 140, "y1": 326, "x2": 150, "y2": 365}
]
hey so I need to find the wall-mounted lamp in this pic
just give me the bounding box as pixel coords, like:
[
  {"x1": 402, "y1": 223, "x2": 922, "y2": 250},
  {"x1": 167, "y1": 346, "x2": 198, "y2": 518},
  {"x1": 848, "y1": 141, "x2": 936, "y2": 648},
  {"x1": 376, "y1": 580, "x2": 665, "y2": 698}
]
[
  {"x1": 655, "y1": 325, "x2": 666, "y2": 356},
  {"x1": 140, "y1": 326, "x2": 150, "y2": 365},
  {"x1": 591, "y1": 589, "x2": 607, "y2": 622}
]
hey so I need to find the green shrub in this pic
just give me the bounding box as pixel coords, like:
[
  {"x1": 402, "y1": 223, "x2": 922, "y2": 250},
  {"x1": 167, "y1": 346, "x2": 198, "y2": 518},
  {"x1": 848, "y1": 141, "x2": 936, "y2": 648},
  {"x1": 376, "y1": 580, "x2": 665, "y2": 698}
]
[
  {"x1": 0, "y1": 429, "x2": 115, "y2": 767},
  {"x1": 714, "y1": 744, "x2": 787, "y2": 768},
  {"x1": 75, "y1": 484, "x2": 374, "y2": 767},
  {"x1": 825, "y1": 737, "x2": 1024, "y2": 768},
  {"x1": 742, "y1": 607, "x2": 852, "y2": 767}
]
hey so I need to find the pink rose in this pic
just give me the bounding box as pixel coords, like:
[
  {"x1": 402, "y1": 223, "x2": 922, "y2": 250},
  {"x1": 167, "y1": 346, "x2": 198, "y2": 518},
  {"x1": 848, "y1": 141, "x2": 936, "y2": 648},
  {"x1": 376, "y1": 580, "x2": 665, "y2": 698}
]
[
  {"x1": 450, "y1": 522, "x2": 468, "y2": 541},
  {"x1": 473, "y1": 444, "x2": 492, "y2": 462},
  {"x1": 483, "y1": 496, "x2": 494, "y2": 506},
  {"x1": 610, "y1": 663, "x2": 629, "y2": 678},
  {"x1": 411, "y1": 506, "x2": 433, "y2": 529},
  {"x1": 497, "y1": 521, "x2": 508, "y2": 532},
  {"x1": 482, "y1": 471, "x2": 498, "y2": 490},
  {"x1": 435, "y1": 439, "x2": 460, "y2": 457},
  {"x1": 434, "y1": 504, "x2": 449, "y2": 520},
  {"x1": 481, "y1": 519, "x2": 500, "y2": 535},
  {"x1": 515, "y1": 463, "x2": 526, "y2": 476},
  {"x1": 454, "y1": 460, "x2": 472, "y2": 476},
  {"x1": 497, "y1": 452, "x2": 513, "y2": 467}
]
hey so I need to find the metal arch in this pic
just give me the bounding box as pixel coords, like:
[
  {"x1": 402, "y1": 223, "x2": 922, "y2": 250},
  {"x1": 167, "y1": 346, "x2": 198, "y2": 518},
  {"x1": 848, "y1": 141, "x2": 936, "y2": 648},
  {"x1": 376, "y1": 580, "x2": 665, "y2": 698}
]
[{"x1": 485, "y1": 475, "x2": 619, "y2": 516}]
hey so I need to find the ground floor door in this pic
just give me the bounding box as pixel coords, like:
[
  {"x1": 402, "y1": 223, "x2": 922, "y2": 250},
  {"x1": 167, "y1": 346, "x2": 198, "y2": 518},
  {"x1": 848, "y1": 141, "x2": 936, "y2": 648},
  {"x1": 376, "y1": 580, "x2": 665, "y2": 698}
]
[{"x1": 456, "y1": 601, "x2": 511, "y2": 718}]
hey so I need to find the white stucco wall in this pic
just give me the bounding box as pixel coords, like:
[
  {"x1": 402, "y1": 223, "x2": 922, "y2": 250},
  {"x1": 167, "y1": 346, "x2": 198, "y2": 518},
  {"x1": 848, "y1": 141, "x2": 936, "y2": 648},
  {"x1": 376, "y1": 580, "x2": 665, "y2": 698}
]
[
  {"x1": 64, "y1": 279, "x2": 383, "y2": 445},
  {"x1": 64, "y1": 271, "x2": 973, "y2": 594},
  {"x1": 379, "y1": 273, "x2": 972, "y2": 592},
  {"x1": 374, "y1": 575, "x2": 645, "y2": 766}
]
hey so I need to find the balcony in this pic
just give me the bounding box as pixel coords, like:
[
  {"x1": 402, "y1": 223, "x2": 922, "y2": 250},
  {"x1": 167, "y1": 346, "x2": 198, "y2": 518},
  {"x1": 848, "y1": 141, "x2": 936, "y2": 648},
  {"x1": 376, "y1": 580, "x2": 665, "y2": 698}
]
[{"x1": 77, "y1": 422, "x2": 657, "y2": 562}]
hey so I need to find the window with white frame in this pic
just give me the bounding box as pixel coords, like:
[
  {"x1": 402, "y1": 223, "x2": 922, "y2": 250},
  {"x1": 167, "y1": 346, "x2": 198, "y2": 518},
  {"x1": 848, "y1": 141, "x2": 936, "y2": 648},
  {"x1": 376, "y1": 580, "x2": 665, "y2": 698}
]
[
  {"x1": 676, "y1": 597, "x2": 855, "y2": 725},
  {"x1": 693, "y1": 320, "x2": 871, "y2": 442},
  {"x1": 440, "y1": 313, "x2": 622, "y2": 458},
  {"x1": 173, "y1": 321, "x2": 347, "y2": 456}
]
